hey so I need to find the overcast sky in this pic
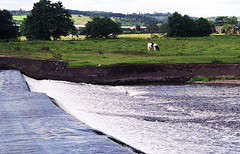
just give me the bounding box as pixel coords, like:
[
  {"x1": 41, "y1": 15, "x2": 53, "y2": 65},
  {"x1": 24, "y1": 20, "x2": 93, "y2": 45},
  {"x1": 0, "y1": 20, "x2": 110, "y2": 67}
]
[{"x1": 1, "y1": 0, "x2": 240, "y2": 17}]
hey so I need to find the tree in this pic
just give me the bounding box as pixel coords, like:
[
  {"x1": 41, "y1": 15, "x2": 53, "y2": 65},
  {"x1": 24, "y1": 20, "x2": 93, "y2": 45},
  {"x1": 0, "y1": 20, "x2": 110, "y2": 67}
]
[
  {"x1": 167, "y1": 12, "x2": 185, "y2": 37},
  {"x1": 0, "y1": 10, "x2": 19, "y2": 40},
  {"x1": 22, "y1": 0, "x2": 74, "y2": 40},
  {"x1": 159, "y1": 24, "x2": 168, "y2": 33},
  {"x1": 195, "y1": 18, "x2": 213, "y2": 37},
  {"x1": 215, "y1": 16, "x2": 238, "y2": 26},
  {"x1": 167, "y1": 12, "x2": 212, "y2": 37},
  {"x1": 147, "y1": 21, "x2": 159, "y2": 38},
  {"x1": 182, "y1": 15, "x2": 196, "y2": 36},
  {"x1": 167, "y1": 12, "x2": 195, "y2": 37},
  {"x1": 82, "y1": 16, "x2": 122, "y2": 38}
]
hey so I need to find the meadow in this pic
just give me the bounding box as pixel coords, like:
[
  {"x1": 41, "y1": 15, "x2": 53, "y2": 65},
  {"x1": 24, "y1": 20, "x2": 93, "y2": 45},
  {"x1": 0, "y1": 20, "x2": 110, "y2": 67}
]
[{"x1": 1, "y1": 34, "x2": 240, "y2": 67}]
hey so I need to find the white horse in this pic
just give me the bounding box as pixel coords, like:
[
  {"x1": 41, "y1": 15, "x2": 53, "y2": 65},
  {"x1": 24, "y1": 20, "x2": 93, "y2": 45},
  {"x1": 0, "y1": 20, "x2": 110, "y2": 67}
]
[{"x1": 147, "y1": 42, "x2": 159, "y2": 51}]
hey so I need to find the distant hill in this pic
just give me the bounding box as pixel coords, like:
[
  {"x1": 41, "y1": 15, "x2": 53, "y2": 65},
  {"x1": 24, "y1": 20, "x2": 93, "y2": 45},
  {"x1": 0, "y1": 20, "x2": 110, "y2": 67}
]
[
  {"x1": 9, "y1": 9, "x2": 171, "y2": 26},
  {"x1": 9, "y1": 9, "x2": 31, "y2": 16},
  {"x1": 10, "y1": 9, "x2": 240, "y2": 26},
  {"x1": 206, "y1": 16, "x2": 240, "y2": 23},
  {"x1": 68, "y1": 10, "x2": 172, "y2": 26}
]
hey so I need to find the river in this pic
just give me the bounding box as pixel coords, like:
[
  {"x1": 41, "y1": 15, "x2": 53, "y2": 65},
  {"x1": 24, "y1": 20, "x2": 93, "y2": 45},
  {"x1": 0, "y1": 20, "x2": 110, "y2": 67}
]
[{"x1": 25, "y1": 76, "x2": 240, "y2": 154}]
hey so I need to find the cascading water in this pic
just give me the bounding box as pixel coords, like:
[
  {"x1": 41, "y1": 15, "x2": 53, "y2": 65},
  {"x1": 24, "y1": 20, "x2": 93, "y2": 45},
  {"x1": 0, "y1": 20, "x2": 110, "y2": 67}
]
[{"x1": 25, "y1": 76, "x2": 240, "y2": 154}]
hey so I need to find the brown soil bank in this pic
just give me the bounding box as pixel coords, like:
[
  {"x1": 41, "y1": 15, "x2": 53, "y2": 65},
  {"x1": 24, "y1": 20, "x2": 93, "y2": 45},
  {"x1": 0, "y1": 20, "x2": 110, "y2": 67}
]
[{"x1": 1, "y1": 56, "x2": 240, "y2": 85}]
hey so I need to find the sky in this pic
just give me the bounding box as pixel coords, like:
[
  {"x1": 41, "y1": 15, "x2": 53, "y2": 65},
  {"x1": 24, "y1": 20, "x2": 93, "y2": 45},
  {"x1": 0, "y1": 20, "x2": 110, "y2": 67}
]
[{"x1": 1, "y1": 0, "x2": 240, "y2": 17}]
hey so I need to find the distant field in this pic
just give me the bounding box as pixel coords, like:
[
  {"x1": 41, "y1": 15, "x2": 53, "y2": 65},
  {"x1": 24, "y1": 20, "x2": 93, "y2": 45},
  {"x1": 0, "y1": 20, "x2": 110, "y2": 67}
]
[
  {"x1": 71, "y1": 15, "x2": 91, "y2": 25},
  {"x1": 1, "y1": 35, "x2": 240, "y2": 66},
  {"x1": 18, "y1": 34, "x2": 153, "y2": 41},
  {"x1": 13, "y1": 15, "x2": 27, "y2": 21},
  {"x1": 13, "y1": 15, "x2": 91, "y2": 25}
]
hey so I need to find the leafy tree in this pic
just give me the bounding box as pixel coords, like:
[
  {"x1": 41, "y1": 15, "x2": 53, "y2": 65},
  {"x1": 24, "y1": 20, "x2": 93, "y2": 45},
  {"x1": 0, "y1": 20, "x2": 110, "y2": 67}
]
[
  {"x1": 0, "y1": 10, "x2": 19, "y2": 40},
  {"x1": 82, "y1": 16, "x2": 122, "y2": 38},
  {"x1": 167, "y1": 12, "x2": 212, "y2": 37},
  {"x1": 215, "y1": 16, "x2": 238, "y2": 26},
  {"x1": 20, "y1": 15, "x2": 35, "y2": 37},
  {"x1": 147, "y1": 22, "x2": 159, "y2": 38},
  {"x1": 167, "y1": 12, "x2": 195, "y2": 37},
  {"x1": 22, "y1": 0, "x2": 74, "y2": 40},
  {"x1": 182, "y1": 15, "x2": 196, "y2": 36},
  {"x1": 167, "y1": 12, "x2": 185, "y2": 37},
  {"x1": 195, "y1": 18, "x2": 213, "y2": 37},
  {"x1": 159, "y1": 24, "x2": 168, "y2": 33}
]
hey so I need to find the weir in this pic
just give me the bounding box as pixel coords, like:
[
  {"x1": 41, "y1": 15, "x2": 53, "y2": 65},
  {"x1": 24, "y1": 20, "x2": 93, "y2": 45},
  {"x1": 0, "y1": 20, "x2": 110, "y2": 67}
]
[{"x1": 0, "y1": 70, "x2": 133, "y2": 153}]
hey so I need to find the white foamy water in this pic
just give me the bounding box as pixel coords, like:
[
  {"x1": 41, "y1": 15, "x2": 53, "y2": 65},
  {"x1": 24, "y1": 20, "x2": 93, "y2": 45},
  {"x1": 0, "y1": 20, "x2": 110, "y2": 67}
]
[{"x1": 25, "y1": 76, "x2": 240, "y2": 154}]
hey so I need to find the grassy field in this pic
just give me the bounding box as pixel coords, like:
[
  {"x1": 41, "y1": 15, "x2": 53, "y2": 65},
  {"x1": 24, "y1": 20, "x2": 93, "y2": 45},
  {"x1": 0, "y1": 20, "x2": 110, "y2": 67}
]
[
  {"x1": 13, "y1": 15, "x2": 92, "y2": 25},
  {"x1": 71, "y1": 15, "x2": 91, "y2": 25},
  {"x1": 13, "y1": 15, "x2": 27, "y2": 21},
  {"x1": 1, "y1": 35, "x2": 240, "y2": 67}
]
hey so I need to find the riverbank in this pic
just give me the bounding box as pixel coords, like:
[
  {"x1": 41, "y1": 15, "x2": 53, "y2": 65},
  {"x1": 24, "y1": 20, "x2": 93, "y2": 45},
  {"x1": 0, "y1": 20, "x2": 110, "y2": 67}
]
[
  {"x1": 194, "y1": 80, "x2": 240, "y2": 84},
  {"x1": 1, "y1": 56, "x2": 240, "y2": 85}
]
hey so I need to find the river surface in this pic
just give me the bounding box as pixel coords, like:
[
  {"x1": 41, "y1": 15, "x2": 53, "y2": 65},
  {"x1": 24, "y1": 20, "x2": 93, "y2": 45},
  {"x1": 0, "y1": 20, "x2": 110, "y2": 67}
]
[{"x1": 25, "y1": 76, "x2": 240, "y2": 154}]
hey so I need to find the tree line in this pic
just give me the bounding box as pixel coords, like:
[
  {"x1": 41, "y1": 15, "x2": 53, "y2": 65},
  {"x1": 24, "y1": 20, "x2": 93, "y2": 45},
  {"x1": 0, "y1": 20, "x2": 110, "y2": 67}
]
[
  {"x1": 1, "y1": 0, "x2": 240, "y2": 41},
  {"x1": 167, "y1": 12, "x2": 214, "y2": 37}
]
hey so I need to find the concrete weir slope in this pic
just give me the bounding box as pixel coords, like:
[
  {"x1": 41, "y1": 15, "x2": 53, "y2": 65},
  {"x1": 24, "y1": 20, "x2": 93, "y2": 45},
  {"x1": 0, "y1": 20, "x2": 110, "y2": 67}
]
[{"x1": 0, "y1": 70, "x2": 133, "y2": 154}]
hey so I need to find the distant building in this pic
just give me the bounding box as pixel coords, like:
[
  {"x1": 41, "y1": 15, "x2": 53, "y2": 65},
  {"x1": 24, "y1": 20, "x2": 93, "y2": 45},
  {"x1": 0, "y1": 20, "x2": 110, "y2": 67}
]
[
  {"x1": 228, "y1": 26, "x2": 239, "y2": 34},
  {"x1": 121, "y1": 26, "x2": 135, "y2": 30},
  {"x1": 74, "y1": 25, "x2": 85, "y2": 30},
  {"x1": 215, "y1": 26, "x2": 239, "y2": 34},
  {"x1": 215, "y1": 26, "x2": 223, "y2": 34},
  {"x1": 121, "y1": 26, "x2": 147, "y2": 31}
]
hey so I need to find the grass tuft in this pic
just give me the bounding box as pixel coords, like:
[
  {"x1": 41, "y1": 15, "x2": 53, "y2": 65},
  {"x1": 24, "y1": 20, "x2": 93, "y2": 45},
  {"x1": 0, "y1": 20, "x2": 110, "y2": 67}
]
[{"x1": 186, "y1": 76, "x2": 215, "y2": 83}]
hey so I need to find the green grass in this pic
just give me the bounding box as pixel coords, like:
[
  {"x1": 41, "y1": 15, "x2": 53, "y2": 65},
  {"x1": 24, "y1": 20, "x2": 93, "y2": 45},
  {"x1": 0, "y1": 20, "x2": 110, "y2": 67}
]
[
  {"x1": 186, "y1": 76, "x2": 215, "y2": 83},
  {"x1": 2, "y1": 35, "x2": 240, "y2": 67},
  {"x1": 186, "y1": 75, "x2": 240, "y2": 83}
]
